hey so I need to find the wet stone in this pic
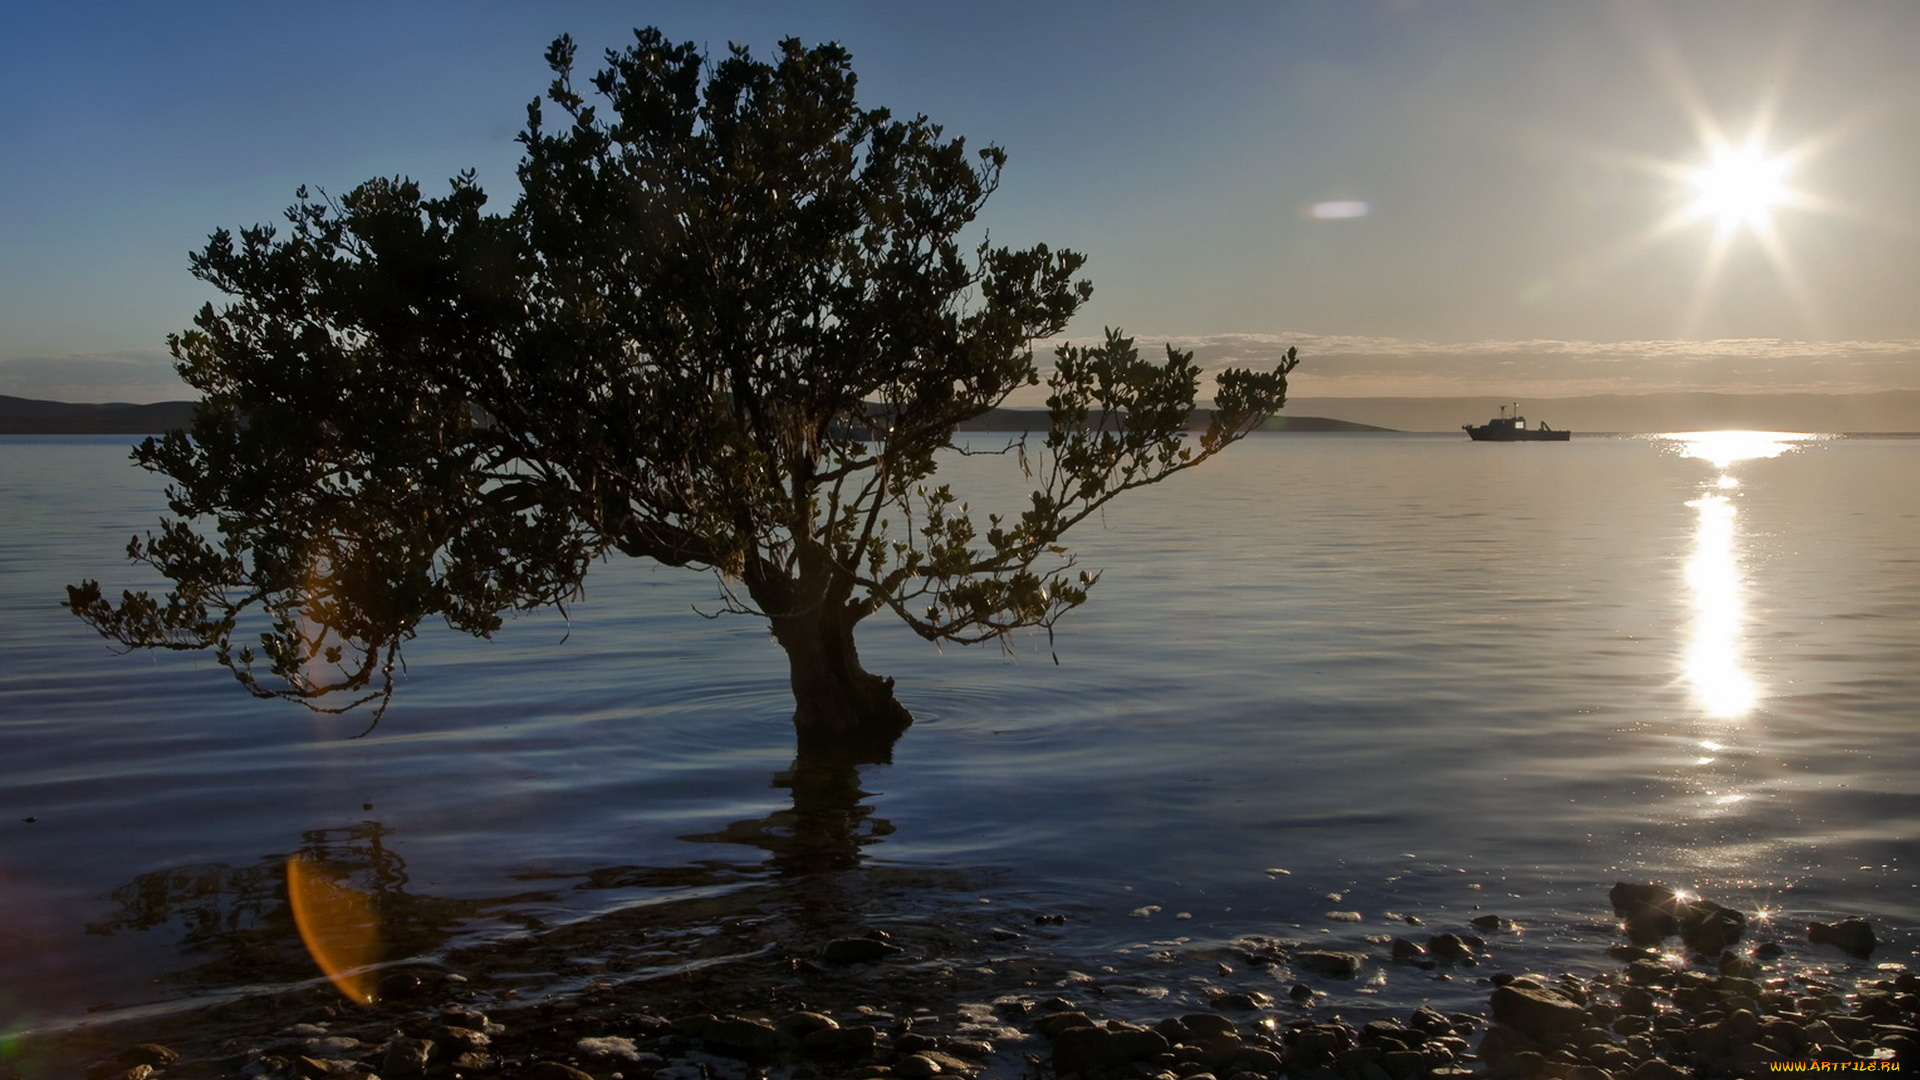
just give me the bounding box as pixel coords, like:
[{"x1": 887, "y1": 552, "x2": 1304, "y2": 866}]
[
  {"x1": 704, "y1": 1016, "x2": 784, "y2": 1057},
  {"x1": 1489, "y1": 985, "x2": 1589, "y2": 1042},
  {"x1": 896, "y1": 1053, "x2": 943, "y2": 1078},
  {"x1": 896, "y1": 1032, "x2": 940, "y2": 1055},
  {"x1": 1053, "y1": 1025, "x2": 1170, "y2": 1074},
  {"x1": 804, "y1": 1024, "x2": 879, "y2": 1055},
  {"x1": 1182, "y1": 1014, "x2": 1237, "y2": 1040},
  {"x1": 1292, "y1": 951, "x2": 1363, "y2": 978},
  {"x1": 779, "y1": 1011, "x2": 840, "y2": 1037},
  {"x1": 1427, "y1": 934, "x2": 1474, "y2": 962},
  {"x1": 1037, "y1": 1011, "x2": 1096, "y2": 1038},
  {"x1": 382, "y1": 1036, "x2": 436, "y2": 1076},
  {"x1": 1807, "y1": 917, "x2": 1878, "y2": 958}
]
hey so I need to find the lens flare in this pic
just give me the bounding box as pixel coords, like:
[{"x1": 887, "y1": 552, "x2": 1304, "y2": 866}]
[{"x1": 286, "y1": 856, "x2": 380, "y2": 1005}]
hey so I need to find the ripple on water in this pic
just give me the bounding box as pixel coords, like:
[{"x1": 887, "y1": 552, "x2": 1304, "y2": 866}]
[{"x1": 5, "y1": 434, "x2": 1920, "y2": 1022}]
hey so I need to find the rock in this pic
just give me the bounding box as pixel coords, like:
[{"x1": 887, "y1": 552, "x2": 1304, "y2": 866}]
[
  {"x1": 1624, "y1": 958, "x2": 1673, "y2": 986},
  {"x1": 943, "y1": 1038, "x2": 994, "y2": 1060},
  {"x1": 448, "y1": 1051, "x2": 495, "y2": 1072},
  {"x1": 1390, "y1": 937, "x2": 1427, "y2": 962},
  {"x1": 116, "y1": 1046, "x2": 181, "y2": 1069},
  {"x1": 1608, "y1": 881, "x2": 1679, "y2": 913},
  {"x1": 805, "y1": 1024, "x2": 879, "y2": 1055},
  {"x1": 1361, "y1": 1019, "x2": 1416, "y2": 1048},
  {"x1": 704, "y1": 1016, "x2": 785, "y2": 1057},
  {"x1": 1052, "y1": 1025, "x2": 1169, "y2": 1074},
  {"x1": 1381, "y1": 1049, "x2": 1426, "y2": 1079},
  {"x1": 1426, "y1": 934, "x2": 1474, "y2": 961},
  {"x1": 1610, "y1": 882, "x2": 1685, "y2": 946},
  {"x1": 920, "y1": 1050, "x2": 981, "y2": 1076},
  {"x1": 1409, "y1": 1006, "x2": 1453, "y2": 1035},
  {"x1": 896, "y1": 1053, "x2": 944, "y2": 1078},
  {"x1": 1489, "y1": 985, "x2": 1589, "y2": 1042},
  {"x1": 1470, "y1": 915, "x2": 1504, "y2": 931},
  {"x1": 896, "y1": 1033, "x2": 939, "y2": 1055},
  {"x1": 1677, "y1": 899, "x2": 1746, "y2": 955},
  {"x1": 779, "y1": 1011, "x2": 840, "y2": 1037},
  {"x1": 1232, "y1": 1046, "x2": 1284, "y2": 1073},
  {"x1": 1212, "y1": 991, "x2": 1272, "y2": 1011},
  {"x1": 1036, "y1": 1011, "x2": 1096, "y2": 1038},
  {"x1": 439, "y1": 1026, "x2": 491, "y2": 1051},
  {"x1": 824, "y1": 937, "x2": 904, "y2": 963},
  {"x1": 1194, "y1": 1032, "x2": 1243, "y2": 1068},
  {"x1": 576, "y1": 1035, "x2": 645, "y2": 1061},
  {"x1": 1293, "y1": 950, "x2": 1363, "y2": 978},
  {"x1": 1181, "y1": 1013, "x2": 1238, "y2": 1039},
  {"x1": 526, "y1": 1064, "x2": 597, "y2": 1080},
  {"x1": 383, "y1": 1036, "x2": 436, "y2": 1076},
  {"x1": 1630, "y1": 1060, "x2": 1690, "y2": 1080},
  {"x1": 1808, "y1": 917, "x2": 1878, "y2": 958}
]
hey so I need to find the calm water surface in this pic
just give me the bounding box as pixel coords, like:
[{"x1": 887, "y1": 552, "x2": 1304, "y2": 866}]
[{"x1": 3, "y1": 432, "x2": 1917, "y2": 1031}]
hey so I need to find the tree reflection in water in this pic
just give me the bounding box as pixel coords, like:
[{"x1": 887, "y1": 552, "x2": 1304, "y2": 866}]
[
  {"x1": 85, "y1": 822, "x2": 534, "y2": 992},
  {"x1": 681, "y1": 752, "x2": 895, "y2": 875},
  {"x1": 86, "y1": 746, "x2": 900, "y2": 1000}
]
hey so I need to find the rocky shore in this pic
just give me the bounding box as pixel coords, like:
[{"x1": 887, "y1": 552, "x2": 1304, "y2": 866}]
[{"x1": 10, "y1": 883, "x2": 1910, "y2": 1080}]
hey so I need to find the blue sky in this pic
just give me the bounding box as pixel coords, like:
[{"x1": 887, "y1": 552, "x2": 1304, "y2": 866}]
[{"x1": 4, "y1": 1, "x2": 1918, "y2": 402}]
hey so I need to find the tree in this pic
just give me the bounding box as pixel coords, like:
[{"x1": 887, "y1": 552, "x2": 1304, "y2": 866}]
[{"x1": 65, "y1": 28, "x2": 1297, "y2": 758}]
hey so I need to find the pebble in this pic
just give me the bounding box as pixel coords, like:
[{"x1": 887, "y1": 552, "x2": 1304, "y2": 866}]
[{"x1": 32, "y1": 882, "x2": 1917, "y2": 1080}]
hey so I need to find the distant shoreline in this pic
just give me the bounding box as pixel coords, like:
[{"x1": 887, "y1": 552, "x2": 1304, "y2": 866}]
[
  {"x1": 9, "y1": 391, "x2": 1920, "y2": 436},
  {"x1": 0, "y1": 395, "x2": 195, "y2": 435},
  {"x1": 0, "y1": 396, "x2": 1396, "y2": 436}
]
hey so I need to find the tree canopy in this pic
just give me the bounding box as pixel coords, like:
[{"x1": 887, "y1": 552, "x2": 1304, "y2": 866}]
[{"x1": 66, "y1": 28, "x2": 1296, "y2": 757}]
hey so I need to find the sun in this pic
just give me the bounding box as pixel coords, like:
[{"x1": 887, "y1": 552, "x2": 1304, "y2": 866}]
[{"x1": 1686, "y1": 138, "x2": 1791, "y2": 232}]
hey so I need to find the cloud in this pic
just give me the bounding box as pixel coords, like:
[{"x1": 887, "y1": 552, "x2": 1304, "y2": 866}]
[
  {"x1": 0, "y1": 351, "x2": 190, "y2": 404},
  {"x1": 1306, "y1": 200, "x2": 1370, "y2": 220},
  {"x1": 1031, "y1": 332, "x2": 1920, "y2": 400}
]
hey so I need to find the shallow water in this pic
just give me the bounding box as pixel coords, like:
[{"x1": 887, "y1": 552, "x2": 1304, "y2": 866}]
[{"x1": 3, "y1": 431, "x2": 1917, "y2": 1032}]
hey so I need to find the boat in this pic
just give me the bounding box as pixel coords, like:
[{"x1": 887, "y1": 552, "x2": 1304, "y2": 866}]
[{"x1": 1463, "y1": 403, "x2": 1570, "y2": 442}]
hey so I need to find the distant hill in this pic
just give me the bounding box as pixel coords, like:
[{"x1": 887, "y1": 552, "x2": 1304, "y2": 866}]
[
  {"x1": 955, "y1": 406, "x2": 1394, "y2": 433},
  {"x1": 3, "y1": 397, "x2": 1388, "y2": 436},
  {"x1": 22, "y1": 390, "x2": 1918, "y2": 436},
  {"x1": 0, "y1": 395, "x2": 195, "y2": 434}
]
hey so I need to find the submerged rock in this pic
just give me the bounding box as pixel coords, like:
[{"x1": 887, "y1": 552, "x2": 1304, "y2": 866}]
[
  {"x1": 1292, "y1": 950, "x2": 1364, "y2": 978},
  {"x1": 1677, "y1": 899, "x2": 1746, "y2": 956},
  {"x1": 1609, "y1": 881, "x2": 1747, "y2": 955},
  {"x1": 1807, "y1": 917, "x2": 1878, "y2": 958},
  {"x1": 824, "y1": 936, "x2": 904, "y2": 963}
]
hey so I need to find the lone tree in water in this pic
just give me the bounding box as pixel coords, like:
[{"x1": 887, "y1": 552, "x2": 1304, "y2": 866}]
[{"x1": 65, "y1": 29, "x2": 1296, "y2": 757}]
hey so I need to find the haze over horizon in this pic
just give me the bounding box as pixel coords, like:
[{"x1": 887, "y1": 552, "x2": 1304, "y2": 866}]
[{"x1": 5, "y1": 1, "x2": 1918, "y2": 406}]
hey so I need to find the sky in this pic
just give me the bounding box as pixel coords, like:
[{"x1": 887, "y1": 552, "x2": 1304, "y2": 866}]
[{"x1": 4, "y1": 0, "x2": 1919, "y2": 404}]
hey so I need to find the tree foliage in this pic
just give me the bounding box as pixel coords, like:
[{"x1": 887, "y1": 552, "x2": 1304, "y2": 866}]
[{"x1": 66, "y1": 28, "x2": 1297, "y2": 749}]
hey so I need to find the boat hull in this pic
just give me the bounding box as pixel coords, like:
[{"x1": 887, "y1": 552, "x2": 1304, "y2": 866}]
[{"x1": 1464, "y1": 426, "x2": 1571, "y2": 441}]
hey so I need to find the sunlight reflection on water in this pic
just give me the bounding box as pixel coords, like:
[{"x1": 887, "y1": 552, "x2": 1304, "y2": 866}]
[{"x1": 1660, "y1": 432, "x2": 1822, "y2": 722}]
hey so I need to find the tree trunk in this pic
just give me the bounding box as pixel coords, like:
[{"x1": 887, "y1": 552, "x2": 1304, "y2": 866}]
[{"x1": 768, "y1": 604, "x2": 913, "y2": 761}]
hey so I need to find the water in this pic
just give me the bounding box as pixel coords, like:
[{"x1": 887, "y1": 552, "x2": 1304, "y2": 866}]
[{"x1": 3, "y1": 431, "x2": 1917, "y2": 1033}]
